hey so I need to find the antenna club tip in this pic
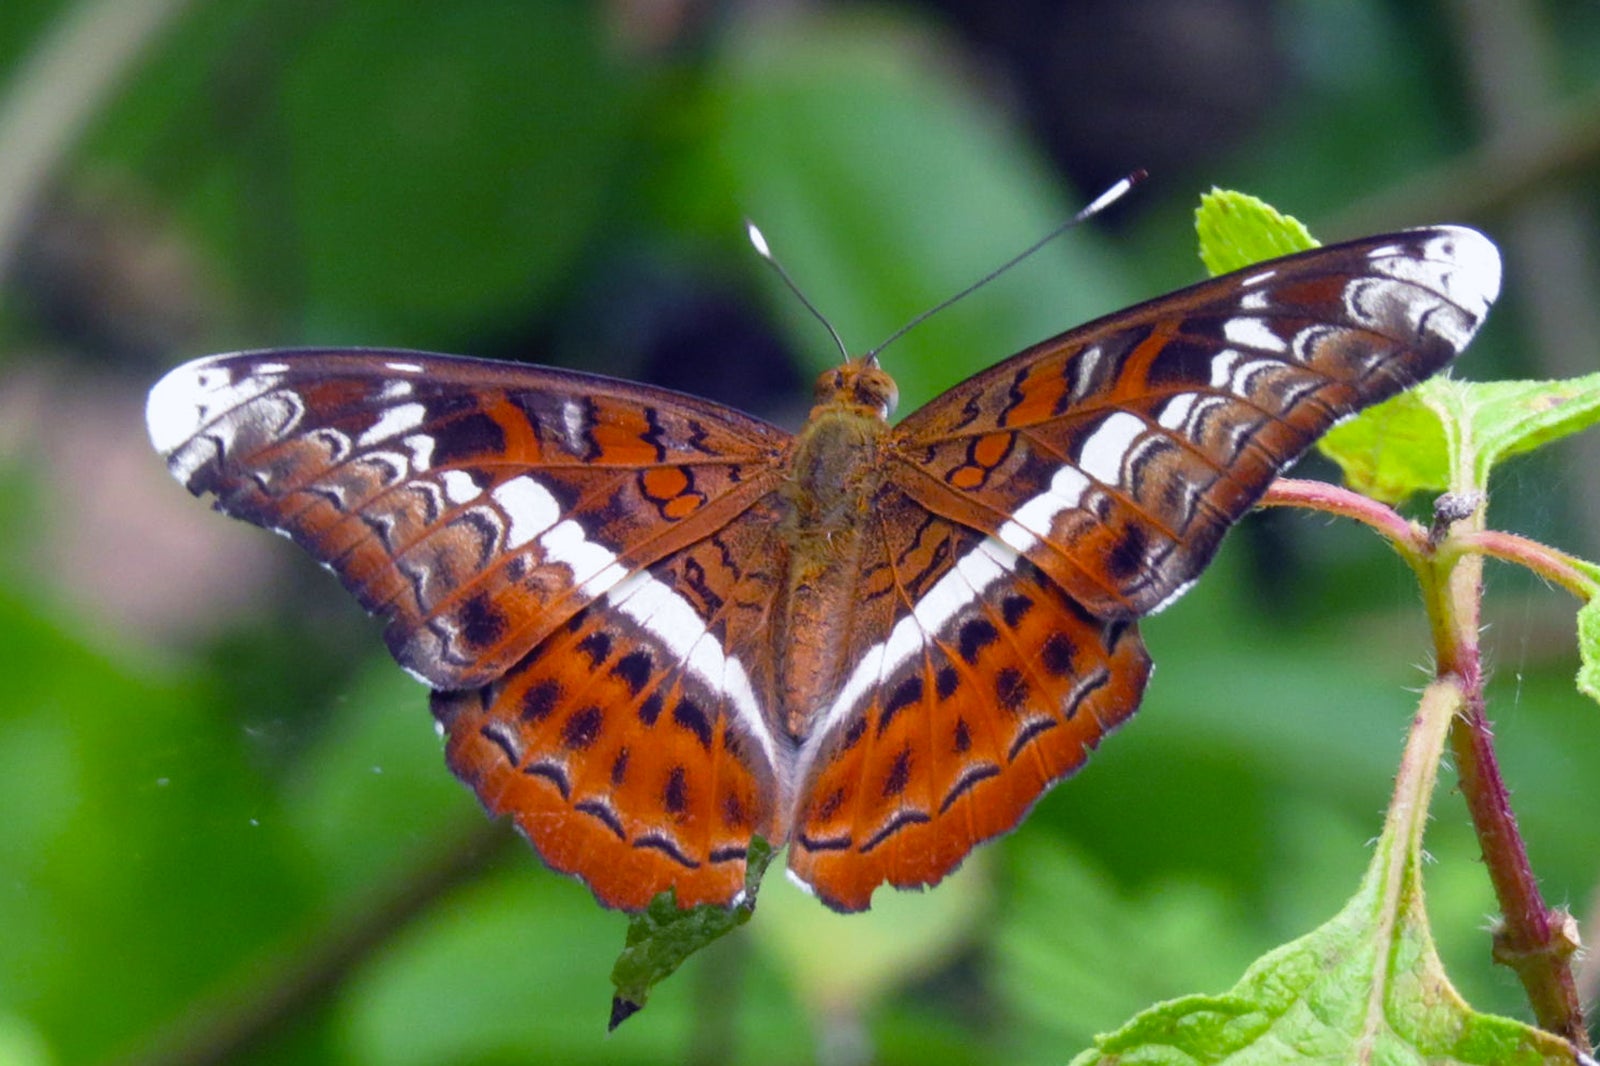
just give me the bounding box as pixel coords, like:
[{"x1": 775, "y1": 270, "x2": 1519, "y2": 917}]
[
  {"x1": 745, "y1": 220, "x2": 772, "y2": 259},
  {"x1": 1078, "y1": 169, "x2": 1147, "y2": 220}
]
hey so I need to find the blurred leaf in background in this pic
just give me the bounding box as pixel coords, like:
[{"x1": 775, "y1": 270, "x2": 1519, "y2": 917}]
[{"x1": 1, "y1": 1, "x2": 1598, "y2": 1064}]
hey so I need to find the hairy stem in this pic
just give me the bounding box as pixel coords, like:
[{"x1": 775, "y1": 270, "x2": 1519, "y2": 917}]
[
  {"x1": 1260, "y1": 478, "x2": 1426, "y2": 552},
  {"x1": 1420, "y1": 496, "x2": 1591, "y2": 1050}
]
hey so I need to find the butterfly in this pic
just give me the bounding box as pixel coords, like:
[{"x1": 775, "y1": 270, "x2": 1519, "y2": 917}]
[{"x1": 146, "y1": 226, "x2": 1500, "y2": 913}]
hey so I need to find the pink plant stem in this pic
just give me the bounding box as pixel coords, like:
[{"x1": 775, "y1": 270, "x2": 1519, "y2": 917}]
[
  {"x1": 1260, "y1": 478, "x2": 1427, "y2": 552},
  {"x1": 1430, "y1": 537, "x2": 1590, "y2": 1050}
]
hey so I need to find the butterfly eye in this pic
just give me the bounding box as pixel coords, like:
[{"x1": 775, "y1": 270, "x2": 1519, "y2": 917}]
[
  {"x1": 853, "y1": 366, "x2": 898, "y2": 418},
  {"x1": 814, "y1": 367, "x2": 847, "y2": 402}
]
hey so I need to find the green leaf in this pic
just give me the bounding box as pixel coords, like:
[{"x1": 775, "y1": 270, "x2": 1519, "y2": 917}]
[
  {"x1": 1070, "y1": 680, "x2": 1576, "y2": 1066},
  {"x1": 1322, "y1": 374, "x2": 1600, "y2": 503},
  {"x1": 1576, "y1": 593, "x2": 1600, "y2": 708},
  {"x1": 1318, "y1": 387, "x2": 1452, "y2": 504},
  {"x1": 608, "y1": 837, "x2": 776, "y2": 1029},
  {"x1": 1194, "y1": 189, "x2": 1318, "y2": 276},
  {"x1": 1449, "y1": 373, "x2": 1600, "y2": 484}
]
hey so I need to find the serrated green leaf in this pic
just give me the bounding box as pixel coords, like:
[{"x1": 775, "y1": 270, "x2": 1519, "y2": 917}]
[
  {"x1": 1070, "y1": 680, "x2": 1576, "y2": 1066},
  {"x1": 1452, "y1": 373, "x2": 1600, "y2": 483},
  {"x1": 1576, "y1": 595, "x2": 1600, "y2": 708},
  {"x1": 1322, "y1": 374, "x2": 1600, "y2": 504},
  {"x1": 1195, "y1": 189, "x2": 1318, "y2": 276},
  {"x1": 608, "y1": 837, "x2": 775, "y2": 1028},
  {"x1": 1319, "y1": 386, "x2": 1453, "y2": 504}
]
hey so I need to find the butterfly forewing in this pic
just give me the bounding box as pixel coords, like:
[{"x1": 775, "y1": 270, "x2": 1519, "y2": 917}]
[
  {"x1": 891, "y1": 227, "x2": 1501, "y2": 619},
  {"x1": 148, "y1": 350, "x2": 788, "y2": 689}
]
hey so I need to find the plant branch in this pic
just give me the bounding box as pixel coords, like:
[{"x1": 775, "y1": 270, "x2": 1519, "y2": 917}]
[
  {"x1": 1421, "y1": 496, "x2": 1591, "y2": 1050},
  {"x1": 1260, "y1": 477, "x2": 1426, "y2": 554},
  {"x1": 1266, "y1": 475, "x2": 1592, "y2": 1048},
  {"x1": 1456, "y1": 529, "x2": 1600, "y2": 600},
  {"x1": 1448, "y1": 682, "x2": 1587, "y2": 1048}
]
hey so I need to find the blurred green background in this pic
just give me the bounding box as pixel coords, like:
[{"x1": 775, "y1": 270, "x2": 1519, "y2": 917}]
[{"x1": 1, "y1": 2, "x2": 1598, "y2": 1063}]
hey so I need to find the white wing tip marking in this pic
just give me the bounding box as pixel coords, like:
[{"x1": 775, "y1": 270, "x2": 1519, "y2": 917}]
[
  {"x1": 1382, "y1": 226, "x2": 1503, "y2": 320},
  {"x1": 146, "y1": 355, "x2": 224, "y2": 454},
  {"x1": 146, "y1": 354, "x2": 282, "y2": 456},
  {"x1": 1433, "y1": 224, "x2": 1502, "y2": 311}
]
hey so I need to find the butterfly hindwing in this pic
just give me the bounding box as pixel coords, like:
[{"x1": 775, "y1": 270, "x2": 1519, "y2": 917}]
[
  {"x1": 785, "y1": 488, "x2": 1150, "y2": 911},
  {"x1": 890, "y1": 227, "x2": 1501, "y2": 619},
  {"x1": 431, "y1": 496, "x2": 791, "y2": 909},
  {"x1": 148, "y1": 349, "x2": 788, "y2": 689}
]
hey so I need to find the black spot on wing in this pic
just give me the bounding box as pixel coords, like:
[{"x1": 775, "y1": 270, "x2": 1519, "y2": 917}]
[
  {"x1": 577, "y1": 630, "x2": 612, "y2": 667},
  {"x1": 957, "y1": 617, "x2": 999, "y2": 664},
  {"x1": 638, "y1": 691, "x2": 664, "y2": 726},
  {"x1": 520, "y1": 679, "x2": 562, "y2": 723},
  {"x1": 995, "y1": 667, "x2": 1028, "y2": 712},
  {"x1": 1104, "y1": 523, "x2": 1149, "y2": 581},
  {"x1": 611, "y1": 650, "x2": 652, "y2": 696},
  {"x1": 877, "y1": 675, "x2": 924, "y2": 736},
  {"x1": 672, "y1": 698, "x2": 713, "y2": 750},
  {"x1": 459, "y1": 592, "x2": 507, "y2": 648},
  {"x1": 882, "y1": 747, "x2": 913, "y2": 797},
  {"x1": 663, "y1": 766, "x2": 689, "y2": 815},
  {"x1": 432, "y1": 411, "x2": 506, "y2": 465},
  {"x1": 1040, "y1": 632, "x2": 1075, "y2": 677},
  {"x1": 560, "y1": 706, "x2": 603, "y2": 750},
  {"x1": 1001, "y1": 594, "x2": 1033, "y2": 628}
]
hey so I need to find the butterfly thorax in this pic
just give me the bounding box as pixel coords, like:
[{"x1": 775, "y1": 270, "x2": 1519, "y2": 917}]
[{"x1": 771, "y1": 359, "x2": 900, "y2": 737}]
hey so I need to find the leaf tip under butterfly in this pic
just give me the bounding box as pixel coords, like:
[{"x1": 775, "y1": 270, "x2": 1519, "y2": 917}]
[{"x1": 607, "y1": 836, "x2": 776, "y2": 1029}]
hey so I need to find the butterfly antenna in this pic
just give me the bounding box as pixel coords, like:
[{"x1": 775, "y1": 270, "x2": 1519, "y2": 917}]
[
  {"x1": 746, "y1": 220, "x2": 852, "y2": 363},
  {"x1": 863, "y1": 169, "x2": 1147, "y2": 362}
]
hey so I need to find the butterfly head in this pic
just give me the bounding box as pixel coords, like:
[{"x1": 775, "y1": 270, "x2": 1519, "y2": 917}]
[{"x1": 812, "y1": 356, "x2": 899, "y2": 420}]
